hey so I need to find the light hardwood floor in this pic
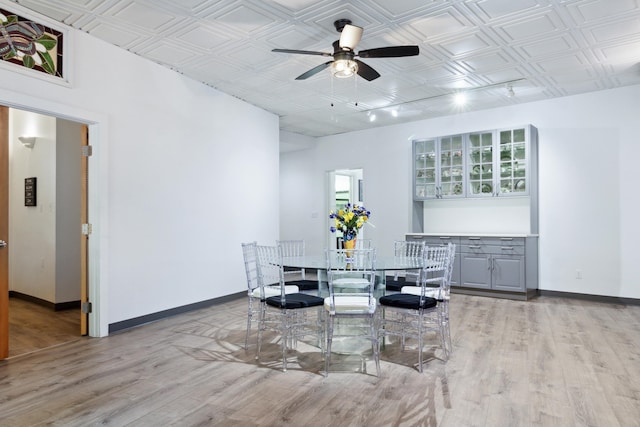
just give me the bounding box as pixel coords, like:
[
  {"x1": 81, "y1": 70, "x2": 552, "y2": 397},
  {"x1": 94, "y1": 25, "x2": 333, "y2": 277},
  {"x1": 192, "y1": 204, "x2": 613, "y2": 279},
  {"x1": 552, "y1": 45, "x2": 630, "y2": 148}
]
[
  {"x1": 1, "y1": 294, "x2": 639, "y2": 426},
  {"x1": 8, "y1": 297, "x2": 81, "y2": 357}
]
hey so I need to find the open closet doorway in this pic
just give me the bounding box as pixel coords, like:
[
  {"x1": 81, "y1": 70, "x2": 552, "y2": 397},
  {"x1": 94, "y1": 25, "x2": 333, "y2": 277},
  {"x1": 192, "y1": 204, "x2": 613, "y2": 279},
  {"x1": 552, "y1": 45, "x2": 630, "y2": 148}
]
[
  {"x1": 327, "y1": 168, "x2": 364, "y2": 249},
  {"x1": 0, "y1": 105, "x2": 88, "y2": 358}
]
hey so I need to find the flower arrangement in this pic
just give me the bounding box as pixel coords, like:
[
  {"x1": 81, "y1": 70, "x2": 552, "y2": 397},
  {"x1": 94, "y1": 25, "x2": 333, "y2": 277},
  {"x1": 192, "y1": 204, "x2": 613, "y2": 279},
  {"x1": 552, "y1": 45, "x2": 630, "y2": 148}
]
[{"x1": 329, "y1": 203, "x2": 371, "y2": 241}]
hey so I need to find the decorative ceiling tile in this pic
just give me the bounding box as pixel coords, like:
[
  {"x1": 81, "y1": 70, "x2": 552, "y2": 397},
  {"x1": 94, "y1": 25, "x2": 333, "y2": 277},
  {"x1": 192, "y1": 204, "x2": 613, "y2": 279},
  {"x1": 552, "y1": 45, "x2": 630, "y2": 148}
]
[
  {"x1": 437, "y1": 32, "x2": 494, "y2": 58},
  {"x1": 5, "y1": 0, "x2": 640, "y2": 137},
  {"x1": 85, "y1": 21, "x2": 143, "y2": 47},
  {"x1": 471, "y1": 0, "x2": 547, "y2": 21},
  {"x1": 498, "y1": 11, "x2": 565, "y2": 42},
  {"x1": 108, "y1": 1, "x2": 178, "y2": 31},
  {"x1": 204, "y1": 3, "x2": 279, "y2": 34},
  {"x1": 175, "y1": 25, "x2": 231, "y2": 50},
  {"x1": 586, "y1": 17, "x2": 640, "y2": 44},
  {"x1": 517, "y1": 34, "x2": 578, "y2": 58},
  {"x1": 409, "y1": 8, "x2": 472, "y2": 41},
  {"x1": 140, "y1": 43, "x2": 198, "y2": 65},
  {"x1": 367, "y1": 0, "x2": 440, "y2": 17},
  {"x1": 566, "y1": 0, "x2": 640, "y2": 24}
]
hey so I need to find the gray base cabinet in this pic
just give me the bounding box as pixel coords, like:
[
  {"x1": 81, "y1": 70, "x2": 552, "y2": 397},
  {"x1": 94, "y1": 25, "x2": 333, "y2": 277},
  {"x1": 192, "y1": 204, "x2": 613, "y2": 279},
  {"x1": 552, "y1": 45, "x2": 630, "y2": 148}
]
[{"x1": 407, "y1": 234, "x2": 538, "y2": 299}]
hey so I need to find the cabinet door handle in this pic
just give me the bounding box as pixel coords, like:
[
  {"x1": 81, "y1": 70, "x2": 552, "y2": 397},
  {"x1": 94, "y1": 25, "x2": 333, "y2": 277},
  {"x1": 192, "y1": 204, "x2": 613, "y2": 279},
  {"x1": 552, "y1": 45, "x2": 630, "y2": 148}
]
[
  {"x1": 500, "y1": 238, "x2": 513, "y2": 241},
  {"x1": 487, "y1": 256, "x2": 492, "y2": 270},
  {"x1": 439, "y1": 236, "x2": 451, "y2": 240},
  {"x1": 469, "y1": 245, "x2": 482, "y2": 249},
  {"x1": 468, "y1": 237, "x2": 481, "y2": 241},
  {"x1": 501, "y1": 246, "x2": 514, "y2": 250}
]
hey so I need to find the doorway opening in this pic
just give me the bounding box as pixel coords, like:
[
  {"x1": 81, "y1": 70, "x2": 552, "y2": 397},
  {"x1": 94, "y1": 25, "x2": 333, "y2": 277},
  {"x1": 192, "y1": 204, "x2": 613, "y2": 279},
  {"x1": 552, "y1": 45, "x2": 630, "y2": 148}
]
[
  {"x1": 327, "y1": 168, "x2": 364, "y2": 249},
  {"x1": 1, "y1": 105, "x2": 92, "y2": 358}
]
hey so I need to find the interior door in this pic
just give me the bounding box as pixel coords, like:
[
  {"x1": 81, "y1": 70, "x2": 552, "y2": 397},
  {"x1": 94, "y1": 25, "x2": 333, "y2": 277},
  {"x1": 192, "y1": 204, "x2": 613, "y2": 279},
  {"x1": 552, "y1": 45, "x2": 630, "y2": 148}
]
[{"x1": 1, "y1": 106, "x2": 9, "y2": 359}]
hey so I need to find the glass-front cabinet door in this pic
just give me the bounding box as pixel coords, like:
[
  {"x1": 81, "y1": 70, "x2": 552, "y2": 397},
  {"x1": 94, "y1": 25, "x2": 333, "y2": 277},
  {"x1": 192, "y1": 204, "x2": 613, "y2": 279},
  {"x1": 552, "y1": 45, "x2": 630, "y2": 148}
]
[
  {"x1": 498, "y1": 127, "x2": 527, "y2": 195},
  {"x1": 414, "y1": 139, "x2": 437, "y2": 199},
  {"x1": 414, "y1": 136, "x2": 465, "y2": 199},
  {"x1": 467, "y1": 131, "x2": 494, "y2": 197},
  {"x1": 439, "y1": 135, "x2": 464, "y2": 197}
]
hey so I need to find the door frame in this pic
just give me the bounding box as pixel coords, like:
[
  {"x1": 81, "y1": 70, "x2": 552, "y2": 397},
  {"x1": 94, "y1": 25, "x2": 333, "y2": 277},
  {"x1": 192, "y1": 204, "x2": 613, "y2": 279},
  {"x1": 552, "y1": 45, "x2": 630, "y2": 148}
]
[
  {"x1": 1, "y1": 106, "x2": 9, "y2": 358},
  {"x1": 0, "y1": 89, "x2": 108, "y2": 339}
]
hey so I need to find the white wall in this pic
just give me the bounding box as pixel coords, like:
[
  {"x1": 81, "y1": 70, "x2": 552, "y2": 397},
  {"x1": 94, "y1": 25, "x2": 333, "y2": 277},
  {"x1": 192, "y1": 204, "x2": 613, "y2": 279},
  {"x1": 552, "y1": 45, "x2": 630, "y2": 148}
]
[
  {"x1": 1, "y1": 4, "x2": 279, "y2": 333},
  {"x1": 280, "y1": 84, "x2": 640, "y2": 299},
  {"x1": 8, "y1": 109, "x2": 56, "y2": 302}
]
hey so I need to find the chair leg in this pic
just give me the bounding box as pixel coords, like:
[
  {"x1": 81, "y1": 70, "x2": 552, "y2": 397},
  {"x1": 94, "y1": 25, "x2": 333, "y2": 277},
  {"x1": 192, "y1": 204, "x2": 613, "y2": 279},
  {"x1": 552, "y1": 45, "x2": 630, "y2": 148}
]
[
  {"x1": 370, "y1": 314, "x2": 381, "y2": 377},
  {"x1": 256, "y1": 308, "x2": 264, "y2": 361},
  {"x1": 245, "y1": 300, "x2": 253, "y2": 351},
  {"x1": 418, "y1": 311, "x2": 424, "y2": 373},
  {"x1": 324, "y1": 315, "x2": 334, "y2": 376},
  {"x1": 444, "y1": 303, "x2": 452, "y2": 355},
  {"x1": 438, "y1": 308, "x2": 449, "y2": 361}
]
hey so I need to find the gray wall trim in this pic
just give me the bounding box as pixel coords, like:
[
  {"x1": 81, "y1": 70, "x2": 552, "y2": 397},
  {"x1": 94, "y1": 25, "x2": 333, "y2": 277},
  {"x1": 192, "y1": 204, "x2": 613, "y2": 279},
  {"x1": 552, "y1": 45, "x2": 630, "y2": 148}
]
[
  {"x1": 9, "y1": 290, "x2": 80, "y2": 311},
  {"x1": 108, "y1": 292, "x2": 245, "y2": 334},
  {"x1": 538, "y1": 290, "x2": 640, "y2": 306}
]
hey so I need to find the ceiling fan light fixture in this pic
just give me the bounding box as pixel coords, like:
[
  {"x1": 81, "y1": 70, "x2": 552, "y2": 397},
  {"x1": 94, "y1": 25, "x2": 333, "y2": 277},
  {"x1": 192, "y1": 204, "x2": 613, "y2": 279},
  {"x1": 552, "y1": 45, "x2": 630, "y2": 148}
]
[{"x1": 332, "y1": 59, "x2": 358, "y2": 78}]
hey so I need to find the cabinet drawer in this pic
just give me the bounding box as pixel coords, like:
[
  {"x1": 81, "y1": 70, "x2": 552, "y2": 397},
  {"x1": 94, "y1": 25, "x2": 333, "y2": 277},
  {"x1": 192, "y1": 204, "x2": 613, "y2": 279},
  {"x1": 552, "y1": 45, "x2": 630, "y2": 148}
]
[
  {"x1": 461, "y1": 236, "x2": 524, "y2": 246},
  {"x1": 461, "y1": 244, "x2": 525, "y2": 256},
  {"x1": 407, "y1": 235, "x2": 460, "y2": 247}
]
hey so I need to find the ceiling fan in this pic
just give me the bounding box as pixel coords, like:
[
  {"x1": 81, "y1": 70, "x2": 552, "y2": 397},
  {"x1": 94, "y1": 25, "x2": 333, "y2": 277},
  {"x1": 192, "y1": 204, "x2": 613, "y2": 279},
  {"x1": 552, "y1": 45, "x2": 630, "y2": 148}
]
[{"x1": 272, "y1": 19, "x2": 419, "y2": 81}]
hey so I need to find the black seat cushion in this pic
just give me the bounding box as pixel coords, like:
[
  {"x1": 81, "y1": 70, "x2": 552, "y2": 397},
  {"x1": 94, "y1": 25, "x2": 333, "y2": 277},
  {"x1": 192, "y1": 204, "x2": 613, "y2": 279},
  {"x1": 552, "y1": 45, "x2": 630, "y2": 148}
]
[
  {"x1": 286, "y1": 279, "x2": 319, "y2": 291},
  {"x1": 266, "y1": 293, "x2": 324, "y2": 309},
  {"x1": 385, "y1": 277, "x2": 409, "y2": 292},
  {"x1": 379, "y1": 293, "x2": 437, "y2": 310}
]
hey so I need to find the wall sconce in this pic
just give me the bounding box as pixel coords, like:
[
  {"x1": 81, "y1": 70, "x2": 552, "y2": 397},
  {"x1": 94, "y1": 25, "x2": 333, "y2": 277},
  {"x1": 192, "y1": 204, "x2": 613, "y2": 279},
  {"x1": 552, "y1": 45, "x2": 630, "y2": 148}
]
[{"x1": 18, "y1": 136, "x2": 36, "y2": 149}]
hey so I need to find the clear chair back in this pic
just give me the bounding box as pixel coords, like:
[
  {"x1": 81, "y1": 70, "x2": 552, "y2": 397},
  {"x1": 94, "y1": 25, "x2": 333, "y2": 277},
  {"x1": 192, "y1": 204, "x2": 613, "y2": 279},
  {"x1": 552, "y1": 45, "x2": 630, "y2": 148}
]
[{"x1": 325, "y1": 248, "x2": 377, "y2": 314}]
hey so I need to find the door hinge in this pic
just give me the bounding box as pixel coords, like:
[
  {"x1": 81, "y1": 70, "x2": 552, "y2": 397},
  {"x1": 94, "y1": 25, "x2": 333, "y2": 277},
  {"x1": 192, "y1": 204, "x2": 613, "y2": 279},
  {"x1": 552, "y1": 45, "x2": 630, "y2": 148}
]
[
  {"x1": 82, "y1": 223, "x2": 92, "y2": 235},
  {"x1": 81, "y1": 301, "x2": 92, "y2": 314},
  {"x1": 82, "y1": 145, "x2": 93, "y2": 157}
]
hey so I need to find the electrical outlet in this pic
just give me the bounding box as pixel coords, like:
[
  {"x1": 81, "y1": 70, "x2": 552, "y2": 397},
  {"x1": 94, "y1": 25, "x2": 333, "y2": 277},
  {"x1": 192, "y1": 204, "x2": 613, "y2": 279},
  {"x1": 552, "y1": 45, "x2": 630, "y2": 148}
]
[{"x1": 576, "y1": 269, "x2": 582, "y2": 279}]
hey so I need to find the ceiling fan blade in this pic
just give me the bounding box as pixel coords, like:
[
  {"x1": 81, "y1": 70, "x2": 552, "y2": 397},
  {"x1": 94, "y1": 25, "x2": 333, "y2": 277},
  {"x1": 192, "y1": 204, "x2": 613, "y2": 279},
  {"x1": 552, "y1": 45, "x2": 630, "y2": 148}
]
[
  {"x1": 339, "y1": 24, "x2": 363, "y2": 50},
  {"x1": 358, "y1": 45, "x2": 419, "y2": 58},
  {"x1": 295, "y1": 61, "x2": 333, "y2": 80},
  {"x1": 355, "y1": 60, "x2": 380, "y2": 81},
  {"x1": 272, "y1": 48, "x2": 332, "y2": 57}
]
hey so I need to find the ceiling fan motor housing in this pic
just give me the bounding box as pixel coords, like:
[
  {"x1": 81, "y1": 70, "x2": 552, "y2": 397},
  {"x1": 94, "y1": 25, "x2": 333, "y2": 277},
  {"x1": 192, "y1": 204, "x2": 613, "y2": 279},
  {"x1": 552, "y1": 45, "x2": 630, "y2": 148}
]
[{"x1": 334, "y1": 19, "x2": 352, "y2": 32}]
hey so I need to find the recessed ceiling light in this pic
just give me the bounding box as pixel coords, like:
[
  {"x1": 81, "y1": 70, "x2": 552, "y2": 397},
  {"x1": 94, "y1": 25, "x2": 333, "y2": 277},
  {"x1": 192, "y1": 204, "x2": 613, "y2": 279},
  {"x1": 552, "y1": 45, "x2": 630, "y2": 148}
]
[{"x1": 454, "y1": 93, "x2": 467, "y2": 106}]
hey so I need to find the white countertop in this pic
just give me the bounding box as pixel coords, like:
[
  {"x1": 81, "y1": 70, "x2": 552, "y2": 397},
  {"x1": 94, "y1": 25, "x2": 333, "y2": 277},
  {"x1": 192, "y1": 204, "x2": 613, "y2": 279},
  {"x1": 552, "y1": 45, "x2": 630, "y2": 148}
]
[{"x1": 406, "y1": 232, "x2": 538, "y2": 238}]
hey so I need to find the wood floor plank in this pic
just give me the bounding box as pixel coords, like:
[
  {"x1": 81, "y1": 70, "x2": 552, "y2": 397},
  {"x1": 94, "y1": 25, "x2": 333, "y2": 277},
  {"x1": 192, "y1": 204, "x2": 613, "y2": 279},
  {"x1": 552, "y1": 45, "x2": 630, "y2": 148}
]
[{"x1": 1, "y1": 294, "x2": 640, "y2": 426}]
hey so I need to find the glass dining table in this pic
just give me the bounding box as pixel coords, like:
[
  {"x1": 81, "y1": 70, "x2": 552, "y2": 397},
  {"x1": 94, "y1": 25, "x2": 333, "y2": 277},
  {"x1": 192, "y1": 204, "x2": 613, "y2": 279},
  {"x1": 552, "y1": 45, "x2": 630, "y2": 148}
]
[{"x1": 280, "y1": 254, "x2": 425, "y2": 295}]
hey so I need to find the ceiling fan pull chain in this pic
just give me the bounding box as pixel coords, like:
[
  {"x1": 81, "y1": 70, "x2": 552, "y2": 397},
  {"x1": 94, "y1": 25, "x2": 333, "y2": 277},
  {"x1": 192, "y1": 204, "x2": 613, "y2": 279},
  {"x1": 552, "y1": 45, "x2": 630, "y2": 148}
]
[
  {"x1": 354, "y1": 74, "x2": 358, "y2": 106},
  {"x1": 330, "y1": 74, "x2": 335, "y2": 107}
]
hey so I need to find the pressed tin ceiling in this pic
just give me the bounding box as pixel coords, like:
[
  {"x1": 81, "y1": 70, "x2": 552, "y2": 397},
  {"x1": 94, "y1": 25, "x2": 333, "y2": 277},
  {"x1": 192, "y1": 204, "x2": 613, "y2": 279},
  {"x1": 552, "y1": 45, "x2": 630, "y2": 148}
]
[{"x1": 6, "y1": 0, "x2": 640, "y2": 138}]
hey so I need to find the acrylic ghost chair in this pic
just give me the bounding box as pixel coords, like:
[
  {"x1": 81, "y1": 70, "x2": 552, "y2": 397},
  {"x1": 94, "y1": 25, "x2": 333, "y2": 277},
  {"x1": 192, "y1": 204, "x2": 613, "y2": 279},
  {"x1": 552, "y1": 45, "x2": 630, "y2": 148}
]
[
  {"x1": 385, "y1": 240, "x2": 427, "y2": 292},
  {"x1": 255, "y1": 244, "x2": 325, "y2": 372},
  {"x1": 401, "y1": 242, "x2": 455, "y2": 355},
  {"x1": 276, "y1": 239, "x2": 319, "y2": 291},
  {"x1": 378, "y1": 244, "x2": 450, "y2": 372},
  {"x1": 324, "y1": 248, "x2": 380, "y2": 376},
  {"x1": 241, "y1": 242, "x2": 299, "y2": 351}
]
